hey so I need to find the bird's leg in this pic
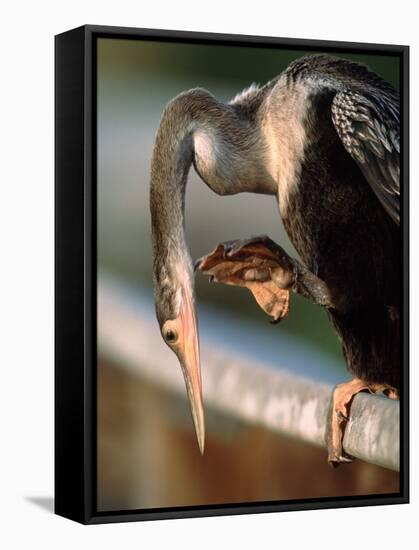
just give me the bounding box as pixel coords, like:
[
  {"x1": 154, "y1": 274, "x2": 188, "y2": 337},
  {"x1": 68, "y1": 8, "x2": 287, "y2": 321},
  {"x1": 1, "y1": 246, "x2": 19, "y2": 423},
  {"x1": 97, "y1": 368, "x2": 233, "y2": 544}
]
[
  {"x1": 327, "y1": 378, "x2": 399, "y2": 467},
  {"x1": 282, "y1": 256, "x2": 335, "y2": 308}
]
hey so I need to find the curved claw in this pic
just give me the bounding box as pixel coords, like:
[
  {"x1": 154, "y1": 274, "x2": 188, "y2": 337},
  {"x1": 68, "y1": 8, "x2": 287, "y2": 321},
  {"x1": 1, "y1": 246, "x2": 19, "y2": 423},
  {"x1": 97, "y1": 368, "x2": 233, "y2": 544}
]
[
  {"x1": 328, "y1": 452, "x2": 355, "y2": 468},
  {"x1": 336, "y1": 410, "x2": 348, "y2": 423},
  {"x1": 194, "y1": 256, "x2": 204, "y2": 272}
]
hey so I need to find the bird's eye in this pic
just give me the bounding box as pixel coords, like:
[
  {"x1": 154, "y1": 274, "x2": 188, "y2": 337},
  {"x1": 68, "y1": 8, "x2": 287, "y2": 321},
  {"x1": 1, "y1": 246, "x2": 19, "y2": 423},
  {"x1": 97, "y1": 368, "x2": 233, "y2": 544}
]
[{"x1": 165, "y1": 329, "x2": 178, "y2": 344}]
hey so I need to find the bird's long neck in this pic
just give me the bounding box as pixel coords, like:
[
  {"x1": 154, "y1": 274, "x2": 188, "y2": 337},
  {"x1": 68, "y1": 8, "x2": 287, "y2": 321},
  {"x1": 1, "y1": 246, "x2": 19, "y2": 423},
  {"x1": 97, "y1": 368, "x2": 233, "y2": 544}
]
[
  {"x1": 150, "y1": 101, "x2": 193, "y2": 274},
  {"x1": 150, "y1": 87, "x2": 275, "y2": 280},
  {"x1": 150, "y1": 91, "x2": 202, "y2": 288}
]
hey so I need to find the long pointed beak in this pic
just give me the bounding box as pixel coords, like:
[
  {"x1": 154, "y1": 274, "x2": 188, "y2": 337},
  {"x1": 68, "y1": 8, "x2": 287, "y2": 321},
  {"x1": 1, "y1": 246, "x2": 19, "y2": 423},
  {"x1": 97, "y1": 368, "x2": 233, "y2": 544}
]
[{"x1": 177, "y1": 287, "x2": 205, "y2": 454}]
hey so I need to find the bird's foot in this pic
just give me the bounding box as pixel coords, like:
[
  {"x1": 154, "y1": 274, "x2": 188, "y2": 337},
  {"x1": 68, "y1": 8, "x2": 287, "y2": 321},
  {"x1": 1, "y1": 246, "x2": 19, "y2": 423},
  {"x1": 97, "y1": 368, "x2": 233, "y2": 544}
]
[
  {"x1": 195, "y1": 235, "x2": 295, "y2": 323},
  {"x1": 327, "y1": 378, "x2": 399, "y2": 467},
  {"x1": 196, "y1": 234, "x2": 336, "y2": 312}
]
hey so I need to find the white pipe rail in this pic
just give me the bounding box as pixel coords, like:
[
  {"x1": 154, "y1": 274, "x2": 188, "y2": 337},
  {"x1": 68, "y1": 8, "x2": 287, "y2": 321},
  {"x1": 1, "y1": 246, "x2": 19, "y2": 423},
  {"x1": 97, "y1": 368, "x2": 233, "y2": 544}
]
[{"x1": 98, "y1": 272, "x2": 400, "y2": 471}]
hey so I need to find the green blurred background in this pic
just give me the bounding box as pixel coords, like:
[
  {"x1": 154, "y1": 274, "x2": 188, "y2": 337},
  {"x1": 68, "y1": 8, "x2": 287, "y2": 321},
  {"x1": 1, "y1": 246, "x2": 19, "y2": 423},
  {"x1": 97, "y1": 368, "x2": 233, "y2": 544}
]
[{"x1": 96, "y1": 37, "x2": 400, "y2": 512}]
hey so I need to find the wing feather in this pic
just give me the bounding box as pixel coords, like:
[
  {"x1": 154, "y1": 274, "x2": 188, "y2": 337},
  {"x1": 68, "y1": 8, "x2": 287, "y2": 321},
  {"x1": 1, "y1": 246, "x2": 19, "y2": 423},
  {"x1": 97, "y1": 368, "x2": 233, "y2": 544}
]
[{"x1": 331, "y1": 90, "x2": 400, "y2": 224}]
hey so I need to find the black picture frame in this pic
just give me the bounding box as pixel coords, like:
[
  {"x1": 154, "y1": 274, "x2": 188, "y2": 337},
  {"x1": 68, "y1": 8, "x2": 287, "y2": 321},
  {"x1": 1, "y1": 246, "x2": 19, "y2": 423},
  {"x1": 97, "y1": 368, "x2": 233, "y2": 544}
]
[{"x1": 55, "y1": 24, "x2": 409, "y2": 524}]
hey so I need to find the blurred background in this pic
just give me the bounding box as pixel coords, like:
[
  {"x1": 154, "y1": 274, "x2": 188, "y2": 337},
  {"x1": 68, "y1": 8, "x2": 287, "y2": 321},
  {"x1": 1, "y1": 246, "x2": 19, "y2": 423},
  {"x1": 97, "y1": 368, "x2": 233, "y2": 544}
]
[{"x1": 96, "y1": 38, "x2": 400, "y2": 512}]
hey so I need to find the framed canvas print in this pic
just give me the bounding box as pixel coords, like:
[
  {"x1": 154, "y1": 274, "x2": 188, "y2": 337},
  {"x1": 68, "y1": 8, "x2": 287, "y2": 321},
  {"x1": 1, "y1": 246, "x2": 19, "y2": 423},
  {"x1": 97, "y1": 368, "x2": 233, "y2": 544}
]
[{"x1": 55, "y1": 24, "x2": 409, "y2": 524}]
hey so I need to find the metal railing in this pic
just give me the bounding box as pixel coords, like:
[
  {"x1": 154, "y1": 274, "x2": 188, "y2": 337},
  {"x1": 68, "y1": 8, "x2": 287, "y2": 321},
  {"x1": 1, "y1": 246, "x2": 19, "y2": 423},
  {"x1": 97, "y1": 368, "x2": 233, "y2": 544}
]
[{"x1": 98, "y1": 271, "x2": 400, "y2": 472}]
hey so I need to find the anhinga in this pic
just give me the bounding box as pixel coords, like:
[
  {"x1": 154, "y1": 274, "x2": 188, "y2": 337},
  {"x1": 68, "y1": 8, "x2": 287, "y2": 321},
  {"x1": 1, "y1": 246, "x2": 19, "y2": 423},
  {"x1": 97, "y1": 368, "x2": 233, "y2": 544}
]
[{"x1": 150, "y1": 54, "x2": 400, "y2": 465}]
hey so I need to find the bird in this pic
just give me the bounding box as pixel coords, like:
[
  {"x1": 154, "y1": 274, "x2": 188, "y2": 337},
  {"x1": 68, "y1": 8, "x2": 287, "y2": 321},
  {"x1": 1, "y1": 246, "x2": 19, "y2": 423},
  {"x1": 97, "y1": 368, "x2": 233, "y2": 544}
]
[{"x1": 149, "y1": 54, "x2": 400, "y2": 465}]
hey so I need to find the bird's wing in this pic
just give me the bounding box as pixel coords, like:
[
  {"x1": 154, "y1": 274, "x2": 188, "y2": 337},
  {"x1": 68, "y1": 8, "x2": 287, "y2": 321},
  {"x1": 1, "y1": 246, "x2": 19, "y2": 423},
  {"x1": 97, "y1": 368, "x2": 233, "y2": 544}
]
[{"x1": 331, "y1": 89, "x2": 400, "y2": 224}]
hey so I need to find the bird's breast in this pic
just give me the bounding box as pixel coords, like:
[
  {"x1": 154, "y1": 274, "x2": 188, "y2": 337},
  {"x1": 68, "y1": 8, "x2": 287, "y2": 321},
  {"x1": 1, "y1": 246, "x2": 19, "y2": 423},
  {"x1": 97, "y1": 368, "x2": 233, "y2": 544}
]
[{"x1": 260, "y1": 82, "x2": 310, "y2": 216}]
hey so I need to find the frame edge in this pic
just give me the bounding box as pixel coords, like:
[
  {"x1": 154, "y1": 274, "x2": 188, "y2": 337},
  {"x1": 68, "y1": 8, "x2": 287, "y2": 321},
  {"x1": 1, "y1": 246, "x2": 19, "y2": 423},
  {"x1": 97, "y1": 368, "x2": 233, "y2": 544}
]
[{"x1": 55, "y1": 25, "x2": 88, "y2": 525}]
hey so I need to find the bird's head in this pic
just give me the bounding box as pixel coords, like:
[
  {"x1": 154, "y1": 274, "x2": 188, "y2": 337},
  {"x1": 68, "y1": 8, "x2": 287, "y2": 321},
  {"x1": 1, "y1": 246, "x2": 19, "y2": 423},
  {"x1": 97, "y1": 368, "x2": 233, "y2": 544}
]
[{"x1": 153, "y1": 248, "x2": 205, "y2": 455}]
